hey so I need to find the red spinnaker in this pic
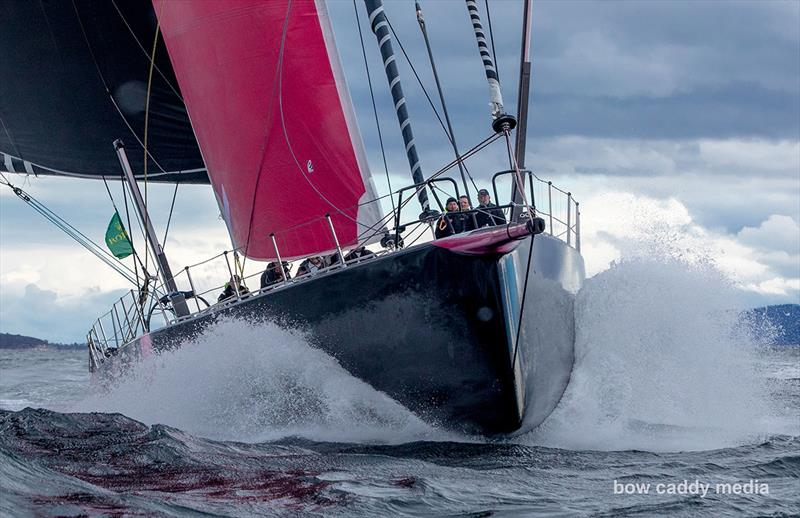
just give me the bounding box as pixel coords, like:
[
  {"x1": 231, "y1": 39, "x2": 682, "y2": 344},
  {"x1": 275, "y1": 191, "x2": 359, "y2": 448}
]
[{"x1": 154, "y1": 0, "x2": 382, "y2": 259}]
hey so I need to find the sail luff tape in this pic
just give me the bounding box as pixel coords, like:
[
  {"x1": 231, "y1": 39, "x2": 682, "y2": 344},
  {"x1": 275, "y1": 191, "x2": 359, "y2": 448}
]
[{"x1": 466, "y1": 0, "x2": 504, "y2": 117}]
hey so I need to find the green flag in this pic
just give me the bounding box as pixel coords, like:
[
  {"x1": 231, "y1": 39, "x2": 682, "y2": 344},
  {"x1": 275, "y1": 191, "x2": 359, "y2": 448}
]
[{"x1": 105, "y1": 211, "x2": 133, "y2": 259}]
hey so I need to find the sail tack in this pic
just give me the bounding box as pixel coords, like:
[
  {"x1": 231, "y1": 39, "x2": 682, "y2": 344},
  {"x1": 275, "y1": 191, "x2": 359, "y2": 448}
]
[
  {"x1": 0, "y1": 0, "x2": 207, "y2": 183},
  {"x1": 155, "y1": 0, "x2": 383, "y2": 260}
]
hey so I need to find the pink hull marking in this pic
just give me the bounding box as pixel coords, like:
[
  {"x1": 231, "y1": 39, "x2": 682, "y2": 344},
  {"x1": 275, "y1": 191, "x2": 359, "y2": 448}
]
[
  {"x1": 140, "y1": 333, "x2": 153, "y2": 359},
  {"x1": 431, "y1": 223, "x2": 531, "y2": 255}
]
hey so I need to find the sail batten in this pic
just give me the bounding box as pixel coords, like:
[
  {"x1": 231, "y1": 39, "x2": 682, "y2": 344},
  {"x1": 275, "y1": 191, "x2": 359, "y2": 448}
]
[{"x1": 155, "y1": 0, "x2": 383, "y2": 260}]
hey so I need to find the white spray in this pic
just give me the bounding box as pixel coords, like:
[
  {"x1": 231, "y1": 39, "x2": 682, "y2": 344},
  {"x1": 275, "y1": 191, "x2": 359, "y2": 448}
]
[{"x1": 78, "y1": 319, "x2": 439, "y2": 444}]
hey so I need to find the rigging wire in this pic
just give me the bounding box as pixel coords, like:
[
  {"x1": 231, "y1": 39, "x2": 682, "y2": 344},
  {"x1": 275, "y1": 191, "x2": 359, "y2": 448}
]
[
  {"x1": 141, "y1": 18, "x2": 162, "y2": 274},
  {"x1": 0, "y1": 115, "x2": 23, "y2": 160},
  {"x1": 99, "y1": 174, "x2": 145, "y2": 288},
  {"x1": 117, "y1": 177, "x2": 140, "y2": 286},
  {"x1": 384, "y1": 16, "x2": 479, "y2": 194},
  {"x1": 384, "y1": 17, "x2": 449, "y2": 139},
  {"x1": 402, "y1": 222, "x2": 430, "y2": 248},
  {"x1": 69, "y1": 0, "x2": 171, "y2": 178},
  {"x1": 511, "y1": 233, "x2": 536, "y2": 371},
  {"x1": 110, "y1": 0, "x2": 184, "y2": 102},
  {"x1": 353, "y1": 0, "x2": 395, "y2": 214},
  {"x1": 0, "y1": 172, "x2": 138, "y2": 286},
  {"x1": 109, "y1": 172, "x2": 160, "y2": 279},
  {"x1": 353, "y1": 132, "x2": 502, "y2": 246},
  {"x1": 161, "y1": 182, "x2": 180, "y2": 248}
]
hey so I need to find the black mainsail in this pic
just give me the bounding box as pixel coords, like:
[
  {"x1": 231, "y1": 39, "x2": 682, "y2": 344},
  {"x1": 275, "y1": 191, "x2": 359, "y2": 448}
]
[{"x1": 0, "y1": 0, "x2": 206, "y2": 183}]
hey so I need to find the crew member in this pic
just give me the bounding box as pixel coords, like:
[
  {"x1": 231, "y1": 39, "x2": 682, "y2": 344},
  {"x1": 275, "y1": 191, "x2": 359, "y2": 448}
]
[
  {"x1": 297, "y1": 256, "x2": 325, "y2": 277},
  {"x1": 435, "y1": 197, "x2": 474, "y2": 238},
  {"x1": 475, "y1": 188, "x2": 506, "y2": 227},
  {"x1": 260, "y1": 261, "x2": 290, "y2": 289},
  {"x1": 218, "y1": 275, "x2": 249, "y2": 302},
  {"x1": 343, "y1": 246, "x2": 376, "y2": 264}
]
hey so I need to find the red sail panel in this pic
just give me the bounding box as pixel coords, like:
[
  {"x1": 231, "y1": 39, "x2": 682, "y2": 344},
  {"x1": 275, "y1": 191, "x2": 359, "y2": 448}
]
[{"x1": 154, "y1": 0, "x2": 382, "y2": 259}]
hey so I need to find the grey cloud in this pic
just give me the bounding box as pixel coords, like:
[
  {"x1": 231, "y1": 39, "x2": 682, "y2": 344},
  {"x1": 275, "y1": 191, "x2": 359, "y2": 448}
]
[
  {"x1": 756, "y1": 250, "x2": 800, "y2": 279},
  {"x1": 0, "y1": 283, "x2": 127, "y2": 343},
  {"x1": 738, "y1": 215, "x2": 800, "y2": 254},
  {"x1": 330, "y1": 0, "x2": 799, "y2": 142},
  {"x1": 528, "y1": 83, "x2": 798, "y2": 140},
  {"x1": 0, "y1": 178, "x2": 222, "y2": 246},
  {"x1": 734, "y1": 284, "x2": 799, "y2": 308}
]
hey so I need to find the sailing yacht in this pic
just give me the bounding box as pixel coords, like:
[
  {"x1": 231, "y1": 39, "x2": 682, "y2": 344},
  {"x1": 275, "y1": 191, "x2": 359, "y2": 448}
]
[{"x1": 0, "y1": 0, "x2": 584, "y2": 435}]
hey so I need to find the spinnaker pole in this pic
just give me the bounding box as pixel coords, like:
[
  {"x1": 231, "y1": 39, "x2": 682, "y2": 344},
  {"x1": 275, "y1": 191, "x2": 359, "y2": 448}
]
[
  {"x1": 114, "y1": 140, "x2": 189, "y2": 317},
  {"x1": 364, "y1": 0, "x2": 436, "y2": 219}
]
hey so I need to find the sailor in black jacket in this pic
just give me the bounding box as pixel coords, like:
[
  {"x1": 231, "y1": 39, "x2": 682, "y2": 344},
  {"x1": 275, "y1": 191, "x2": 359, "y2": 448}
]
[
  {"x1": 435, "y1": 197, "x2": 475, "y2": 238},
  {"x1": 474, "y1": 188, "x2": 507, "y2": 228},
  {"x1": 260, "y1": 261, "x2": 290, "y2": 288}
]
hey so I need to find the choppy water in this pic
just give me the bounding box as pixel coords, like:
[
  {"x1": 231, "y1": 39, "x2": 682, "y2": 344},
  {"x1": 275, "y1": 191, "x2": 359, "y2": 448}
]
[{"x1": 1, "y1": 257, "x2": 798, "y2": 516}]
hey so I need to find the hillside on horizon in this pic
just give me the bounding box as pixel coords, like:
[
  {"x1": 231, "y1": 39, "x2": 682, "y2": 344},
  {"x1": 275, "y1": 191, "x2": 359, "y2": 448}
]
[
  {"x1": 0, "y1": 332, "x2": 83, "y2": 350},
  {"x1": 748, "y1": 304, "x2": 800, "y2": 345}
]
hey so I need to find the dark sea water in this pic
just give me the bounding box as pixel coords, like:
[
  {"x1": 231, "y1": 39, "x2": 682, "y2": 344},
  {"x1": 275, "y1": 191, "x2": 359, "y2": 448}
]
[{"x1": 1, "y1": 259, "x2": 799, "y2": 516}]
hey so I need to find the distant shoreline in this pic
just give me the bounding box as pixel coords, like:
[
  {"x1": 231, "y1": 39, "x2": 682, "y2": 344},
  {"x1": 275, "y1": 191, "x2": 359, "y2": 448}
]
[{"x1": 0, "y1": 333, "x2": 84, "y2": 350}]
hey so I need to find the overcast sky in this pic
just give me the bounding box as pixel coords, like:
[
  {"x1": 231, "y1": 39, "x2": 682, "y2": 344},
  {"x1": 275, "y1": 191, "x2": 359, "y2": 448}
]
[{"x1": 1, "y1": 0, "x2": 798, "y2": 342}]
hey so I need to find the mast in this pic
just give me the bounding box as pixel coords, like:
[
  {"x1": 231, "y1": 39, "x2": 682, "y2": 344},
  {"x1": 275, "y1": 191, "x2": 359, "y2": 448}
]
[
  {"x1": 415, "y1": 1, "x2": 471, "y2": 202},
  {"x1": 114, "y1": 140, "x2": 189, "y2": 317},
  {"x1": 364, "y1": 0, "x2": 435, "y2": 219},
  {"x1": 511, "y1": 0, "x2": 533, "y2": 219}
]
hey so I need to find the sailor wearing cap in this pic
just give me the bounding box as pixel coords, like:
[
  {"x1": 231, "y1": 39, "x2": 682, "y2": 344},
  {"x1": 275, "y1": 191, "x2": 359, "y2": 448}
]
[{"x1": 475, "y1": 188, "x2": 507, "y2": 228}]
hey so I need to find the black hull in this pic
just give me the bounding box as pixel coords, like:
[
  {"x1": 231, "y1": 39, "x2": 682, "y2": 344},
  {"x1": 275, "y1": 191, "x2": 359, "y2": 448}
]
[{"x1": 96, "y1": 234, "x2": 584, "y2": 435}]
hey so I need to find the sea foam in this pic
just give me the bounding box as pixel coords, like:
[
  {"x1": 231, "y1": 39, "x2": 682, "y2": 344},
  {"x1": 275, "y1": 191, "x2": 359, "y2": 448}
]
[
  {"x1": 78, "y1": 318, "x2": 438, "y2": 444},
  {"x1": 525, "y1": 233, "x2": 795, "y2": 451}
]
